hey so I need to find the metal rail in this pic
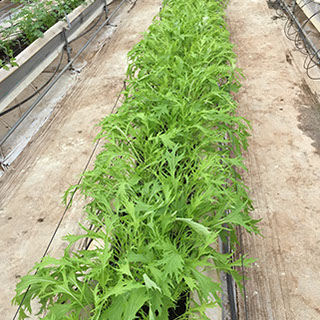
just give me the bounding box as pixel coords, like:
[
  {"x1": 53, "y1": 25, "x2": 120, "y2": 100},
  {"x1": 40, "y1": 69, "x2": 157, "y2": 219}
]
[{"x1": 0, "y1": 0, "x2": 126, "y2": 149}]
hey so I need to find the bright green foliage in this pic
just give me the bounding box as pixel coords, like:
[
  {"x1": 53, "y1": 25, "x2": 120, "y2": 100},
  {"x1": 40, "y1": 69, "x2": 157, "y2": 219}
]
[
  {"x1": 0, "y1": 0, "x2": 86, "y2": 70},
  {"x1": 13, "y1": 0, "x2": 260, "y2": 318}
]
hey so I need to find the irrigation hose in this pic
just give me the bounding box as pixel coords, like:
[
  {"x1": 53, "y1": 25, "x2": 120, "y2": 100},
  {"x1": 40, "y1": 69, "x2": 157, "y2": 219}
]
[
  {"x1": 217, "y1": 138, "x2": 239, "y2": 320},
  {"x1": 230, "y1": 132, "x2": 249, "y2": 320},
  {"x1": 294, "y1": 8, "x2": 320, "y2": 53},
  {"x1": 218, "y1": 132, "x2": 249, "y2": 320},
  {"x1": 306, "y1": 48, "x2": 320, "y2": 79},
  {"x1": 220, "y1": 234, "x2": 238, "y2": 320},
  {"x1": 284, "y1": 18, "x2": 298, "y2": 41},
  {"x1": 69, "y1": 11, "x2": 104, "y2": 44},
  {"x1": 0, "y1": 49, "x2": 65, "y2": 118},
  {"x1": 69, "y1": 0, "x2": 121, "y2": 44}
]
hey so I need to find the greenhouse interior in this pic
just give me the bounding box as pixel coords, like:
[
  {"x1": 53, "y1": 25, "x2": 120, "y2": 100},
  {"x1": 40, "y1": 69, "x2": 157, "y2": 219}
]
[{"x1": 0, "y1": 0, "x2": 319, "y2": 319}]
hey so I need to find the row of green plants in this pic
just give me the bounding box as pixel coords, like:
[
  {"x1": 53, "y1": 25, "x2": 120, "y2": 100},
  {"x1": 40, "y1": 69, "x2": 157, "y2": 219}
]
[
  {"x1": 0, "y1": 0, "x2": 87, "y2": 70},
  {"x1": 13, "y1": 0, "x2": 260, "y2": 318}
]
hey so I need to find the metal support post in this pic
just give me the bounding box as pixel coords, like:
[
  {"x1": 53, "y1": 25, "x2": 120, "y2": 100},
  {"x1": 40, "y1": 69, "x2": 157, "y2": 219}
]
[
  {"x1": 62, "y1": 28, "x2": 73, "y2": 70},
  {"x1": 103, "y1": 0, "x2": 109, "y2": 20},
  {"x1": 64, "y1": 12, "x2": 72, "y2": 30}
]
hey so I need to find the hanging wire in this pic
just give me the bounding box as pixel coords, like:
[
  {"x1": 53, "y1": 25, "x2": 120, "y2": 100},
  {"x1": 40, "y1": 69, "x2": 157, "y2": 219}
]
[
  {"x1": 12, "y1": 81, "x2": 126, "y2": 320},
  {"x1": 294, "y1": 8, "x2": 320, "y2": 52},
  {"x1": 306, "y1": 47, "x2": 320, "y2": 79},
  {"x1": 284, "y1": 18, "x2": 299, "y2": 41}
]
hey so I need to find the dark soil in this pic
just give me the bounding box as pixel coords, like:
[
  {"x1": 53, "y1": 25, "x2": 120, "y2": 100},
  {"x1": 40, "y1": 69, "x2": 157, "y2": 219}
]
[
  {"x1": 168, "y1": 292, "x2": 189, "y2": 319},
  {"x1": 139, "y1": 292, "x2": 189, "y2": 319},
  {"x1": 0, "y1": 38, "x2": 29, "y2": 64}
]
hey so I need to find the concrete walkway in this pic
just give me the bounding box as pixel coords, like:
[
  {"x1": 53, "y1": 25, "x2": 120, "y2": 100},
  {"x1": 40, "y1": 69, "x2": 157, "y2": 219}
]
[{"x1": 227, "y1": 0, "x2": 320, "y2": 319}]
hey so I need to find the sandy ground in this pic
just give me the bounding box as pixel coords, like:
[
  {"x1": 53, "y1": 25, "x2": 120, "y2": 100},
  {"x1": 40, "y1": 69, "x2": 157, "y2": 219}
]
[
  {"x1": 0, "y1": 0, "x2": 162, "y2": 317},
  {"x1": 227, "y1": 0, "x2": 320, "y2": 319}
]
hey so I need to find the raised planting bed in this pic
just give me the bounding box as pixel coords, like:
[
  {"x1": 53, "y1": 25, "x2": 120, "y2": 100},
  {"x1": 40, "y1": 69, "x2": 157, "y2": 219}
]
[
  {"x1": 0, "y1": 0, "x2": 110, "y2": 113},
  {"x1": 13, "y1": 0, "x2": 261, "y2": 319}
]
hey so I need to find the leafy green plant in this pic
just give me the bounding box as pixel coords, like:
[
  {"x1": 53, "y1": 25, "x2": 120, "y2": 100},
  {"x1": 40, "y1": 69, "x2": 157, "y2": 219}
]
[
  {"x1": 0, "y1": 0, "x2": 87, "y2": 70},
  {"x1": 13, "y1": 0, "x2": 260, "y2": 319}
]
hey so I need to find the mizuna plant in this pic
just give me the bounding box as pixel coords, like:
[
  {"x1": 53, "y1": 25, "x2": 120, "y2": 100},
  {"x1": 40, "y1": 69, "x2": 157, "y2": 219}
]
[{"x1": 13, "y1": 0, "x2": 260, "y2": 318}]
